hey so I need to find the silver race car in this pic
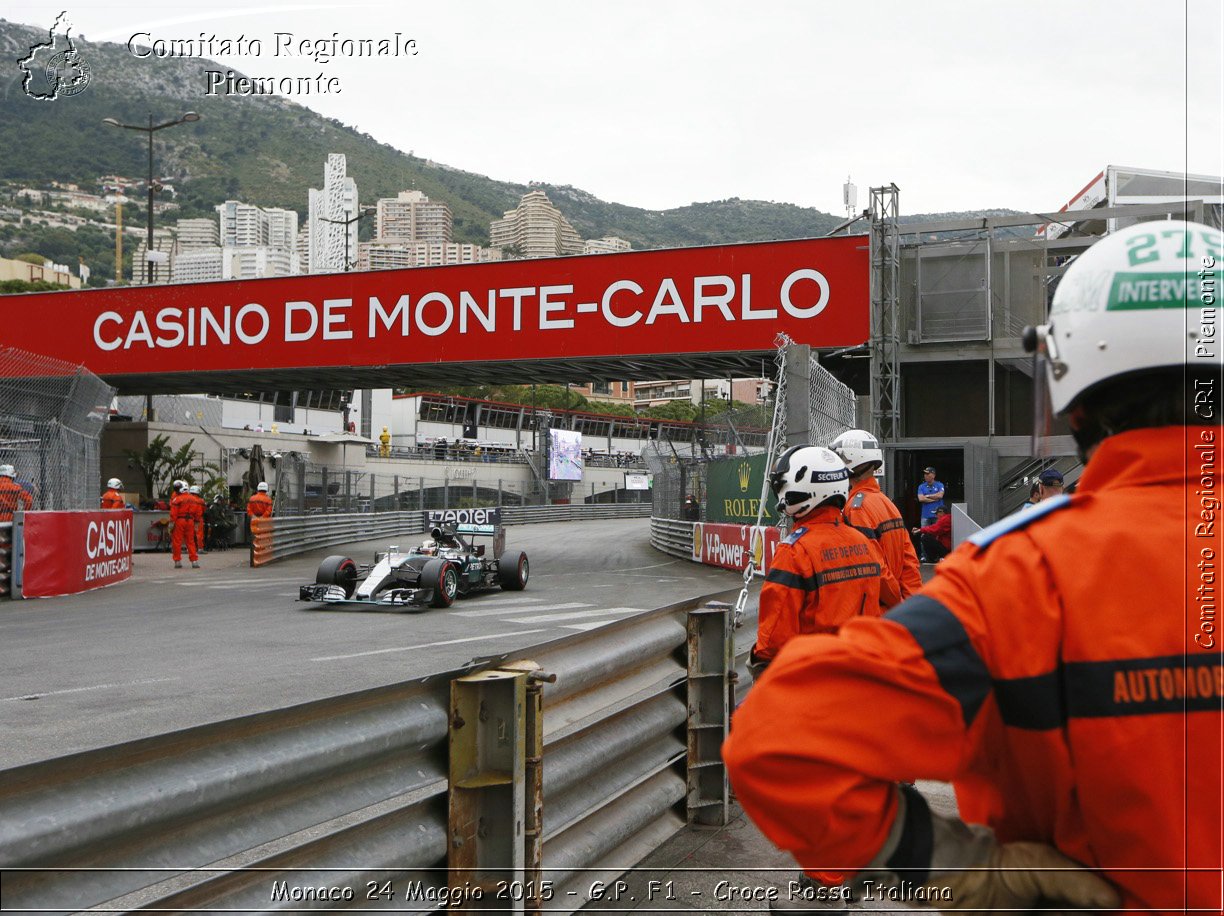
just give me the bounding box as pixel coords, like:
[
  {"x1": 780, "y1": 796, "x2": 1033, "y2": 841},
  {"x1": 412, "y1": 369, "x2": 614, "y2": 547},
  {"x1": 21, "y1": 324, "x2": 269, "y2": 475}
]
[{"x1": 298, "y1": 508, "x2": 528, "y2": 610}]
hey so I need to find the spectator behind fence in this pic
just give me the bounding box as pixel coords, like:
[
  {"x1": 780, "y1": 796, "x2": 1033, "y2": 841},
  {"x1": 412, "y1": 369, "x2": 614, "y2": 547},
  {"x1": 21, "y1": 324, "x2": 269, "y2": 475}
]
[
  {"x1": 0, "y1": 464, "x2": 32, "y2": 521},
  {"x1": 911, "y1": 504, "x2": 951, "y2": 563}
]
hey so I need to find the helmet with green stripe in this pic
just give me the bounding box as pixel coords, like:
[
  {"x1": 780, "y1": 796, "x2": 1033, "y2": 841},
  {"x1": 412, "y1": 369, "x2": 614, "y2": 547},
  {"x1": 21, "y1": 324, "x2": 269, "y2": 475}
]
[{"x1": 1025, "y1": 219, "x2": 1220, "y2": 417}]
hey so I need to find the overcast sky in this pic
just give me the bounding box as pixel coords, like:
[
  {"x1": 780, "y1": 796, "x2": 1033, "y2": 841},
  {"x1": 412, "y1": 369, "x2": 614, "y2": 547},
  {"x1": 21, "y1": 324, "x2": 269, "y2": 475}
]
[{"x1": 10, "y1": 0, "x2": 1223, "y2": 215}]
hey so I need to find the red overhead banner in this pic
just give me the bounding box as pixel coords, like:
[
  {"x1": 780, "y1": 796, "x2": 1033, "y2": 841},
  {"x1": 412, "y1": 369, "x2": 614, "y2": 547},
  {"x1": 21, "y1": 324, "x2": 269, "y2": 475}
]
[
  {"x1": 0, "y1": 237, "x2": 868, "y2": 377},
  {"x1": 17, "y1": 510, "x2": 134, "y2": 598}
]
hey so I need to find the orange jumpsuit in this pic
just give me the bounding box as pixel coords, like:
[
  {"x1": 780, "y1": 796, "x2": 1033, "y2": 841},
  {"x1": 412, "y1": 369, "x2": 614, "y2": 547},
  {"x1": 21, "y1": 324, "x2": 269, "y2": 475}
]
[
  {"x1": 101, "y1": 488, "x2": 125, "y2": 509},
  {"x1": 246, "y1": 491, "x2": 273, "y2": 518},
  {"x1": 169, "y1": 491, "x2": 198, "y2": 562},
  {"x1": 189, "y1": 493, "x2": 206, "y2": 548},
  {"x1": 0, "y1": 476, "x2": 33, "y2": 521},
  {"x1": 753, "y1": 504, "x2": 887, "y2": 666},
  {"x1": 844, "y1": 475, "x2": 923, "y2": 598},
  {"x1": 724, "y1": 427, "x2": 1222, "y2": 911}
]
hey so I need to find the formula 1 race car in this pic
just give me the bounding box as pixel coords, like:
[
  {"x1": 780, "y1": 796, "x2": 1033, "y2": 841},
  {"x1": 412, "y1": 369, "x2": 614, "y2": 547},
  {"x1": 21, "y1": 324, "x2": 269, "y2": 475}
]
[{"x1": 297, "y1": 508, "x2": 528, "y2": 610}]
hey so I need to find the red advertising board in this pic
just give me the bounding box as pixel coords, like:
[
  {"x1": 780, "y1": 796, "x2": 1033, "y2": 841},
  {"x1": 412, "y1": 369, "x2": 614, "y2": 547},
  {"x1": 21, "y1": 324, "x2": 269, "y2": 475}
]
[
  {"x1": 17, "y1": 510, "x2": 134, "y2": 598},
  {"x1": 690, "y1": 522, "x2": 780, "y2": 574},
  {"x1": 0, "y1": 237, "x2": 868, "y2": 380}
]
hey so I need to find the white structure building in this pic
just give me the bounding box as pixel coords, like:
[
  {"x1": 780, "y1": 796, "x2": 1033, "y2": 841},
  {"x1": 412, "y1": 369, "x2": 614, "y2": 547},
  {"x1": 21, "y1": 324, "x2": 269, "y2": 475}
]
[
  {"x1": 489, "y1": 190, "x2": 584, "y2": 259},
  {"x1": 171, "y1": 248, "x2": 224, "y2": 283},
  {"x1": 583, "y1": 236, "x2": 632, "y2": 255},
  {"x1": 357, "y1": 241, "x2": 502, "y2": 271},
  {"x1": 307, "y1": 154, "x2": 360, "y2": 273},
  {"x1": 175, "y1": 217, "x2": 219, "y2": 249},
  {"x1": 376, "y1": 190, "x2": 452, "y2": 243}
]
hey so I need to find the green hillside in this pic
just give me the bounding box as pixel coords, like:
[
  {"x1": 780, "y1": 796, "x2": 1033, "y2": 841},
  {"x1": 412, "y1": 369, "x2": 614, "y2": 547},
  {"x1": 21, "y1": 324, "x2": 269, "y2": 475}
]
[{"x1": 0, "y1": 18, "x2": 1019, "y2": 254}]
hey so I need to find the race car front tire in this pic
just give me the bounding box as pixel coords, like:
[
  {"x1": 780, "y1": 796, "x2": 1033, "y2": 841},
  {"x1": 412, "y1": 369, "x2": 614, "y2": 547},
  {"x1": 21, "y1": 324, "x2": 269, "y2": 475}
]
[
  {"x1": 497, "y1": 550, "x2": 529, "y2": 591},
  {"x1": 316, "y1": 555, "x2": 358, "y2": 598},
  {"x1": 422, "y1": 558, "x2": 459, "y2": 608}
]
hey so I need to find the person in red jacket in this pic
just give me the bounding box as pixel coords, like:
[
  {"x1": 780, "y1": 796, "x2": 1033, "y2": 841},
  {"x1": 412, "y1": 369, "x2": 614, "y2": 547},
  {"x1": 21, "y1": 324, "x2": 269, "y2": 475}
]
[
  {"x1": 169, "y1": 480, "x2": 198, "y2": 569},
  {"x1": 246, "y1": 481, "x2": 273, "y2": 518},
  {"x1": 830, "y1": 429, "x2": 923, "y2": 599},
  {"x1": 0, "y1": 464, "x2": 33, "y2": 522},
  {"x1": 101, "y1": 477, "x2": 126, "y2": 510},
  {"x1": 725, "y1": 220, "x2": 1220, "y2": 913},
  {"x1": 911, "y1": 505, "x2": 951, "y2": 562}
]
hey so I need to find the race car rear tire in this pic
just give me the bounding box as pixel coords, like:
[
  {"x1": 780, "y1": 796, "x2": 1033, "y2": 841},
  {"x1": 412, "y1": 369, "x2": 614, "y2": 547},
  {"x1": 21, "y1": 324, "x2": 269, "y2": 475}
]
[
  {"x1": 497, "y1": 550, "x2": 529, "y2": 591},
  {"x1": 316, "y1": 555, "x2": 358, "y2": 598},
  {"x1": 422, "y1": 558, "x2": 459, "y2": 608}
]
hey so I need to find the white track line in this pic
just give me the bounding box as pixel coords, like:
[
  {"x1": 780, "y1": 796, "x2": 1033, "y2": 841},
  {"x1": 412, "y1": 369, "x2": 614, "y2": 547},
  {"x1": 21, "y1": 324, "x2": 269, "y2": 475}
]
[
  {"x1": 311, "y1": 629, "x2": 551, "y2": 662},
  {"x1": 451, "y1": 602, "x2": 591, "y2": 618},
  {"x1": 508, "y1": 608, "x2": 645, "y2": 624},
  {"x1": 3, "y1": 676, "x2": 180, "y2": 702}
]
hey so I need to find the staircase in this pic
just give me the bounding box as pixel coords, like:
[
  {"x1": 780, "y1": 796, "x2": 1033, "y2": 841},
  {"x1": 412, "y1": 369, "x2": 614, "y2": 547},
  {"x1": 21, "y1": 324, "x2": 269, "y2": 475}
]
[{"x1": 997, "y1": 454, "x2": 1083, "y2": 517}]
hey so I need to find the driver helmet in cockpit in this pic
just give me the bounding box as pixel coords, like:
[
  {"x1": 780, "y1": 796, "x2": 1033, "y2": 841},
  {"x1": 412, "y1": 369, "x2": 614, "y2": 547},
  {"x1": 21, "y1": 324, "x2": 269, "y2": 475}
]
[{"x1": 418, "y1": 538, "x2": 437, "y2": 556}]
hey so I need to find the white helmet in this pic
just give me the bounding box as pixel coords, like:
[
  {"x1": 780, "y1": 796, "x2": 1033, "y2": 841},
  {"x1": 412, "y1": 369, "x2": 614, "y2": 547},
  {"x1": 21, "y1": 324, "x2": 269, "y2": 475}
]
[
  {"x1": 769, "y1": 445, "x2": 850, "y2": 517},
  {"x1": 173, "y1": 479, "x2": 186, "y2": 491},
  {"x1": 829, "y1": 429, "x2": 883, "y2": 474},
  {"x1": 1027, "y1": 219, "x2": 1219, "y2": 416},
  {"x1": 188, "y1": 485, "x2": 201, "y2": 495},
  {"x1": 257, "y1": 482, "x2": 269, "y2": 492},
  {"x1": 107, "y1": 477, "x2": 122, "y2": 489},
  {"x1": 0, "y1": 464, "x2": 14, "y2": 478}
]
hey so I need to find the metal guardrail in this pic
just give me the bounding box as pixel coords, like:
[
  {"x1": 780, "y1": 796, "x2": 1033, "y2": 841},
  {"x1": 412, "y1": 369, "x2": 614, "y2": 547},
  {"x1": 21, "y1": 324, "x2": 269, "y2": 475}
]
[
  {"x1": 0, "y1": 588, "x2": 739, "y2": 914},
  {"x1": 649, "y1": 516, "x2": 695, "y2": 561},
  {"x1": 251, "y1": 502, "x2": 652, "y2": 566}
]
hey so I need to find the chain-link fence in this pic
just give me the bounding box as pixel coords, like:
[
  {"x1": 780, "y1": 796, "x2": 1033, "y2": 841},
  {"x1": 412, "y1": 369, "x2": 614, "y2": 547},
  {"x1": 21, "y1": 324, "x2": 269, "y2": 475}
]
[
  {"x1": 649, "y1": 337, "x2": 857, "y2": 521},
  {"x1": 269, "y1": 453, "x2": 647, "y2": 516},
  {"x1": 0, "y1": 346, "x2": 115, "y2": 511}
]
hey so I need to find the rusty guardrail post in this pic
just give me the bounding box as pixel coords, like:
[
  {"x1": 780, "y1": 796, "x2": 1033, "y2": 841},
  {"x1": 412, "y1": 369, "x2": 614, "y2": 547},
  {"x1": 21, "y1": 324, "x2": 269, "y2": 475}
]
[
  {"x1": 686, "y1": 600, "x2": 733, "y2": 825},
  {"x1": 449, "y1": 669, "x2": 527, "y2": 912},
  {"x1": 495, "y1": 661, "x2": 555, "y2": 916}
]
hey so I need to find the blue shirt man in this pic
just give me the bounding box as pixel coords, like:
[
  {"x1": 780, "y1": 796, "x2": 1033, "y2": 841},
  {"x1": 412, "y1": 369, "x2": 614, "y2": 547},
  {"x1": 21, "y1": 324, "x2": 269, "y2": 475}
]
[{"x1": 916, "y1": 466, "x2": 944, "y2": 523}]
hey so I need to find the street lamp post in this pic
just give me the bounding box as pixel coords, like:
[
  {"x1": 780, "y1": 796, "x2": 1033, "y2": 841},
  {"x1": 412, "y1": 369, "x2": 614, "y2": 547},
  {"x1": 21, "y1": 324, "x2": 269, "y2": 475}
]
[
  {"x1": 103, "y1": 112, "x2": 200, "y2": 423},
  {"x1": 102, "y1": 112, "x2": 201, "y2": 285},
  {"x1": 320, "y1": 207, "x2": 376, "y2": 271}
]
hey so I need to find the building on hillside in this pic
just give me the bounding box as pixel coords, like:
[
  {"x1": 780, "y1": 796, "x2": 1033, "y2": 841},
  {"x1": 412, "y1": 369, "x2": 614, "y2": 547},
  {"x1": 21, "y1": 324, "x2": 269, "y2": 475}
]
[
  {"x1": 583, "y1": 236, "x2": 632, "y2": 255},
  {"x1": 307, "y1": 153, "x2": 360, "y2": 273},
  {"x1": 176, "y1": 218, "x2": 218, "y2": 249},
  {"x1": 489, "y1": 190, "x2": 584, "y2": 259},
  {"x1": 571, "y1": 381, "x2": 636, "y2": 405},
  {"x1": 171, "y1": 248, "x2": 224, "y2": 283},
  {"x1": 217, "y1": 200, "x2": 269, "y2": 246},
  {"x1": 0, "y1": 254, "x2": 82, "y2": 288},
  {"x1": 131, "y1": 230, "x2": 175, "y2": 284},
  {"x1": 296, "y1": 227, "x2": 311, "y2": 274},
  {"x1": 376, "y1": 190, "x2": 452, "y2": 243},
  {"x1": 357, "y1": 241, "x2": 502, "y2": 271}
]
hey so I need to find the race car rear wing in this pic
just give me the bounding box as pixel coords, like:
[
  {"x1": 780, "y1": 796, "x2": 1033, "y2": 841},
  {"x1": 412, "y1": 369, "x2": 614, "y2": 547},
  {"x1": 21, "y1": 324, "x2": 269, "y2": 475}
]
[{"x1": 426, "y1": 508, "x2": 505, "y2": 556}]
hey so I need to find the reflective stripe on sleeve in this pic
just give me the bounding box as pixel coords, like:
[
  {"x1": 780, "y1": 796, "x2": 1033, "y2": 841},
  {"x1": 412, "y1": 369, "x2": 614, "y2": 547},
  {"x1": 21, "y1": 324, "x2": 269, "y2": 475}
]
[
  {"x1": 885, "y1": 596, "x2": 991, "y2": 727},
  {"x1": 764, "y1": 567, "x2": 820, "y2": 591}
]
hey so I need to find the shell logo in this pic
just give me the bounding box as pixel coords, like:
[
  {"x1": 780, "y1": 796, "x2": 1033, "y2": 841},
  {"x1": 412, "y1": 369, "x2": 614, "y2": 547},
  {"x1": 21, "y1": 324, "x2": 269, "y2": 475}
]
[
  {"x1": 691, "y1": 523, "x2": 703, "y2": 561},
  {"x1": 750, "y1": 527, "x2": 764, "y2": 569}
]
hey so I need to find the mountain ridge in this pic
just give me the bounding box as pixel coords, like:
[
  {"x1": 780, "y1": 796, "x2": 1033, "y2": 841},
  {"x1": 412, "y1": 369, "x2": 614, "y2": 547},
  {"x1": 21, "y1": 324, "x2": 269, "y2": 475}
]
[{"x1": 0, "y1": 18, "x2": 1022, "y2": 251}]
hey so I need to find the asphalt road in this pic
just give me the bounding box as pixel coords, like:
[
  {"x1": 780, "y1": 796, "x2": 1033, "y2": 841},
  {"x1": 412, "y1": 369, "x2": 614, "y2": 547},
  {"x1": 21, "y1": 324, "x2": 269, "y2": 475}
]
[{"x1": 0, "y1": 518, "x2": 741, "y2": 770}]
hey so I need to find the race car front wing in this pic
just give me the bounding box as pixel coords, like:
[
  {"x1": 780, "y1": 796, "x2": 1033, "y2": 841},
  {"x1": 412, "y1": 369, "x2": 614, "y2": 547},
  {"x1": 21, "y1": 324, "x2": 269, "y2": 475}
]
[{"x1": 297, "y1": 584, "x2": 433, "y2": 606}]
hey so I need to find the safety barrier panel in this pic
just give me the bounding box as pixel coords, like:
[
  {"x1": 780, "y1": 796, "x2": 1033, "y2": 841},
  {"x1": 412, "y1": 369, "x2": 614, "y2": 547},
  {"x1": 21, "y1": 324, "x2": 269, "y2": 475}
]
[
  {"x1": 250, "y1": 502, "x2": 653, "y2": 567},
  {"x1": 0, "y1": 588, "x2": 742, "y2": 914},
  {"x1": 0, "y1": 521, "x2": 10, "y2": 597}
]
